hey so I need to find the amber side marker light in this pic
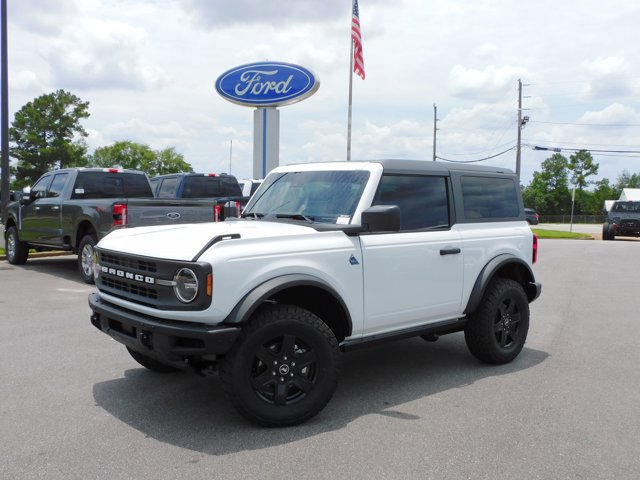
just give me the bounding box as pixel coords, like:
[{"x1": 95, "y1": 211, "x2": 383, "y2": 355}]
[{"x1": 207, "y1": 274, "x2": 213, "y2": 296}]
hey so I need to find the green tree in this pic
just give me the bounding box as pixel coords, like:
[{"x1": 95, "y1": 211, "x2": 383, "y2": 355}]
[
  {"x1": 615, "y1": 170, "x2": 640, "y2": 190},
  {"x1": 568, "y1": 150, "x2": 599, "y2": 214},
  {"x1": 522, "y1": 153, "x2": 571, "y2": 214},
  {"x1": 90, "y1": 141, "x2": 156, "y2": 171},
  {"x1": 10, "y1": 90, "x2": 90, "y2": 186},
  {"x1": 89, "y1": 141, "x2": 193, "y2": 177},
  {"x1": 583, "y1": 178, "x2": 620, "y2": 214},
  {"x1": 148, "y1": 147, "x2": 193, "y2": 176}
]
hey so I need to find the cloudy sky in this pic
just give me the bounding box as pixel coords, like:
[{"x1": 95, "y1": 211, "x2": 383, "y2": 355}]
[{"x1": 2, "y1": 0, "x2": 640, "y2": 185}]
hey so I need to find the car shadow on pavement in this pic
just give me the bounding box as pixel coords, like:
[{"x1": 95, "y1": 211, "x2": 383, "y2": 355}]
[
  {"x1": 8, "y1": 255, "x2": 82, "y2": 283},
  {"x1": 92, "y1": 334, "x2": 548, "y2": 455}
]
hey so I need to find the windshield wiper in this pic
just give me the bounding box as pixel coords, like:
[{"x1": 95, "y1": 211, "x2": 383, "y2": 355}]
[
  {"x1": 276, "y1": 213, "x2": 315, "y2": 223},
  {"x1": 241, "y1": 212, "x2": 264, "y2": 219}
]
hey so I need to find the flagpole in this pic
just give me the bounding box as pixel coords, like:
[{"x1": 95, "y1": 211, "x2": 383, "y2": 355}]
[{"x1": 347, "y1": 0, "x2": 355, "y2": 161}]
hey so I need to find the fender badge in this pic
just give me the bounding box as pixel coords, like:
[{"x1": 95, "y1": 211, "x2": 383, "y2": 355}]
[{"x1": 349, "y1": 254, "x2": 359, "y2": 265}]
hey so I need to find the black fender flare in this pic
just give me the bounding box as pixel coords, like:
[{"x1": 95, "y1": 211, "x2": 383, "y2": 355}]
[
  {"x1": 224, "y1": 273, "x2": 353, "y2": 335},
  {"x1": 464, "y1": 254, "x2": 536, "y2": 314}
]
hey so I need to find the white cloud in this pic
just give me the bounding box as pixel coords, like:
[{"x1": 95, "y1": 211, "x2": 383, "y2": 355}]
[{"x1": 448, "y1": 65, "x2": 529, "y2": 101}]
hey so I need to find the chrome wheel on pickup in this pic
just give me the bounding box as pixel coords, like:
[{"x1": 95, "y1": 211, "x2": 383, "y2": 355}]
[
  {"x1": 6, "y1": 226, "x2": 29, "y2": 265},
  {"x1": 220, "y1": 305, "x2": 340, "y2": 427},
  {"x1": 77, "y1": 234, "x2": 97, "y2": 284}
]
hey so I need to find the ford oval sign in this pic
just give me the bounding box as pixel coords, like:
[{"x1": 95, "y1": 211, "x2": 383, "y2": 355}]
[{"x1": 215, "y1": 62, "x2": 320, "y2": 107}]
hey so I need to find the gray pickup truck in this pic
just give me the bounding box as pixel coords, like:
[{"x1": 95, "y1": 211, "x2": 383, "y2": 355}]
[
  {"x1": 150, "y1": 172, "x2": 249, "y2": 219},
  {"x1": 3, "y1": 167, "x2": 220, "y2": 282},
  {"x1": 602, "y1": 201, "x2": 640, "y2": 240}
]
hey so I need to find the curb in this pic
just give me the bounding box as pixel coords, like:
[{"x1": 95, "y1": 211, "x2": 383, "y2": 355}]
[{"x1": 1, "y1": 251, "x2": 75, "y2": 262}]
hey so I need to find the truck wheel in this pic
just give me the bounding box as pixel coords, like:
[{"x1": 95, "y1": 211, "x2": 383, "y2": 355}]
[
  {"x1": 126, "y1": 347, "x2": 182, "y2": 373},
  {"x1": 602, "y1": 225, "x2": 614, "y2": 241},
  {"x1": 464, "y1": 278, "x2": 529, "y2": 365},
  {"x1": 220, "y1": 304, "x2": 340, "y2": 427},
  {"x1": 77, "y1": 234, "x2": 97, "y2": 284},
  {"x1": 6, "y1": 226, "x2": 29, "y2": 265}
]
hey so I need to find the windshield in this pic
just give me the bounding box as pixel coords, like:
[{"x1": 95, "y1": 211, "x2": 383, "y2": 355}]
[
  {"x1": 244, "y1": 170, "x2": 370, "y2": 224},
  {"x1": 612, "y1": 201, "x2": 640, "y2": 213}
]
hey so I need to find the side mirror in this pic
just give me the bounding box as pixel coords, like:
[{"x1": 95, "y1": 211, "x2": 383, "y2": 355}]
[
  {"x1": 20, "y1": 186, "x2": 32, "y2": 204},
  {"x1": 361, "y1": 205, "x2": 401, "y2": 232}
]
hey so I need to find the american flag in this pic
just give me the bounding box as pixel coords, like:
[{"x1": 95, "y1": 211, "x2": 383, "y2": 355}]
[{"x1": 352, "y1": 0, "x2": 365, "y2": 80}]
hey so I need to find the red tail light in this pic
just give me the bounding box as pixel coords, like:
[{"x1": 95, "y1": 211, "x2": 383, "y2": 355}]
[
  {"x1": 214, "y1": 204, "x2": 222, "y2": 222},
  {"x1": 235, "y1": 201, "x2": 242, "y2": 218},
  {"x1": 532, "y1": 234, "x2": 538, "y2": 264},
  {"x1": 113, "y1": 203, "x2": 128, "y2": 226}
]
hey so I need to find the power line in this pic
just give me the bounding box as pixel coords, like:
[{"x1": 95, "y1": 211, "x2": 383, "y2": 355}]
[
  {"x1": 437, "y1": 146, "x2": 516, "y2": 163},
  {"x1": 529, "y1": 145, "x2": 640, "y2": 154},
  {"x1": 530, "y1": 120, "x2": 640, "y2": 127}
]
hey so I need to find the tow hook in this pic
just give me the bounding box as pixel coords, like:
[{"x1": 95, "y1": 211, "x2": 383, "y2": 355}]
[{"x1": 139, "y1": 331, "x2": 153, "y2": 349}]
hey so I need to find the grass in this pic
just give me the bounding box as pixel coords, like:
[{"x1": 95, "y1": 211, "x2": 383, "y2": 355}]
[{"x1": 532, "y1": 228, "x2": 592, "y2": 240}]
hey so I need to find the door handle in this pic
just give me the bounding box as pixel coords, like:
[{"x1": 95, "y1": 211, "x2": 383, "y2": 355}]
[{"x1": 440, "y1": 248, "x2": 461, "y2": 255}]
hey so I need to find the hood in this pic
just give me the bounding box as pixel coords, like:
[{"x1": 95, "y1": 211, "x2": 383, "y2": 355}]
[{"x1": 97, "y1": 220, "x2": 317, "y2": 261}]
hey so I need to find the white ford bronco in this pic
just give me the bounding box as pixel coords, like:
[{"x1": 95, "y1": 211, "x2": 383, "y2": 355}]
[{"x1": 89, "y1": 160, "x2": 541, "y2": 426}]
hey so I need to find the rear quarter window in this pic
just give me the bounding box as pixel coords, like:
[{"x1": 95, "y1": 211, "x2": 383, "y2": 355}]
[
  {"x1": 460, "y1": 175, "x2": 520, "y2": 220},
  {"x1": 72, "y1": 172, "x2": 152, "y2": 199}
]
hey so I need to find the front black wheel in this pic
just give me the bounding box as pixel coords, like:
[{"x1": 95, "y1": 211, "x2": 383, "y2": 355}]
[
  {"x1": 126, "y1": 347, "x2": 182, "y2": 373},
  {"x1": 77, "y1": 234, "x2": 97, "y2": 284},
  {"x1": 220, "y1": 304, "x2": 340, "y2": 427},
  {"x1": 6, "y1": 226, "x2": 29, "y2": 265},
  {"x1": 464, "y1": 278, "x2": 530, "y2": 364}
]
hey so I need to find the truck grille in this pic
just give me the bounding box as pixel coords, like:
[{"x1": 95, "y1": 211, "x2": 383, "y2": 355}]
[
  {"x1": 95, "y1": 248, "x2": 212, "y2": 310},
  {"x1": 101, "y1": 276, "x2": 158, "y2": 300},
  {"x1": 100, "y1": 252, "x2": 157, "y2": 273}
]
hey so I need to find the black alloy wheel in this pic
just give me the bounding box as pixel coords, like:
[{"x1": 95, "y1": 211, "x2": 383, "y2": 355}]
[
  {"x1": 220, "y1": 304, "x2": 340, "y2": 427},
  {"x1": 464, "y1": 277, "x2": 530, "y2": 364}
]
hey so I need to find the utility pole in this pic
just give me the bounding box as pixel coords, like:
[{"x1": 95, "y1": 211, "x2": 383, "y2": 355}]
[
  {"x1": 432, "y1": 103, "x2": 438, "y2": 161},
  {"x1": 515, "y1": 79, "x2": 530, "y2": 180},
  {"x1": 516, "y1": 79, "x2": 522, "y2": 179},
  {"x1": 1, "y1": 0, "x2": 10, "y2": 222}
]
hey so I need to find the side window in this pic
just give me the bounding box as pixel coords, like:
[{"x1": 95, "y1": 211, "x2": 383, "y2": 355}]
[
  {"x1": 157, "y1": 177, "x2": 180, "y2": 198},
  {"x1": 460, "y1": 176, "x2": 519, "y2": 219},
  {"x1": 31, "y1": 175, "x2": 53, "y2": 199},
  {"x1": 47, "y1": 173, "x2": 69, "y2": 198},
  {"x1": 372, "y1": 175, "x2": 449, "y2": 230}
]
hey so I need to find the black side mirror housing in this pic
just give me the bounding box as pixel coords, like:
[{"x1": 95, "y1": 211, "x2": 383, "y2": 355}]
[{"x1": 361, "y1": 205, "x2": 401, "y2": 232}]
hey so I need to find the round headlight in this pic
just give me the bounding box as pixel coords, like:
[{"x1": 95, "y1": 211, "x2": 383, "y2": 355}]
[{"x1": 173, "y1": 268, "x2": 199, "y2": 303}]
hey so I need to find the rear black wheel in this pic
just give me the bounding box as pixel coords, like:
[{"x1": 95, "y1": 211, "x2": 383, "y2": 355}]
[
  {"x1": 464, "y1": 278, "x2": 529, "y2": 364},
  {"x1": 220, "y1": 304, "x2": 340, "y2": 427},
  {"x1": 6, "y1": 226, "x2": 29, "y2": 265}
]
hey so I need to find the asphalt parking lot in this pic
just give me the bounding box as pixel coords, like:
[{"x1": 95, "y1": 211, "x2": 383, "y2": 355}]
[{"x1": 1, "y1": 239, "x2": 639, "y2": 480}]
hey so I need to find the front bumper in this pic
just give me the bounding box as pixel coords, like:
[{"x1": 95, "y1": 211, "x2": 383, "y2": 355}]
[{"x1": 89, "y1": 293, "x2": 241, "y2": 363}]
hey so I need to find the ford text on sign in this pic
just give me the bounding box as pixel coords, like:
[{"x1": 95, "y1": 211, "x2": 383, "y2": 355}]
[{"x1": 215, "y1": 62, "x2": 320, "y2": 107}]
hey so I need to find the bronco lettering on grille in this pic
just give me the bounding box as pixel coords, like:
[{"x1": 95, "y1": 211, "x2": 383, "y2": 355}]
[{"x1": 100, "y1": 266, "x2": 155, "y2": 284}]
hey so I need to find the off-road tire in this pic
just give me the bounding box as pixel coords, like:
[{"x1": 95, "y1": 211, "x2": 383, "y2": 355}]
[
  {"x1": 126, "y1": 347, "x2": 182, "y2": 373},
  {"x1": 464, "y1": 277, "x2": 529, "y2": 364},
  {"x1": 220, "y1": 304, "x2": 340, "y2": 427},
  {"x1": 6, "y1": 226, "x2": 29, "y2": 265},
  {"x1": 77, "y1": 234, "x2": 97, "y2": 284}
]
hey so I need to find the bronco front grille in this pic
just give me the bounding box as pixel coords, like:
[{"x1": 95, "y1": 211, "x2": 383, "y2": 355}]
[
  {"x1": 95, "y1": 248, "x2": 212, "y2": 311},
  {"x1": 102, "y1": 276, "x2": 158, "y2": 300},
  {"x1": 100, "y1": 252, "x2": 157, "y2": 273}
]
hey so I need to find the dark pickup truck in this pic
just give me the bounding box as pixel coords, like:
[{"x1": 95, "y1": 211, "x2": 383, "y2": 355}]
[
  {"x1": 603, "y1": 201, "x2": 640, "y2": 240},
  {"x1": 3, "y1": 168, "x2": 221, "y2": 283},
  {"x1": 150, "y1": 172, "x2": 249, "y2": 220}
]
